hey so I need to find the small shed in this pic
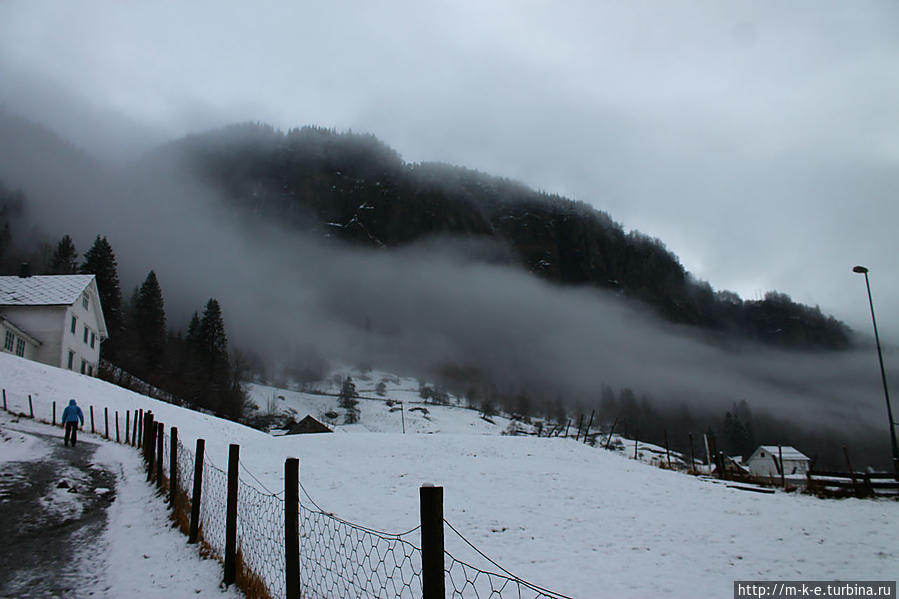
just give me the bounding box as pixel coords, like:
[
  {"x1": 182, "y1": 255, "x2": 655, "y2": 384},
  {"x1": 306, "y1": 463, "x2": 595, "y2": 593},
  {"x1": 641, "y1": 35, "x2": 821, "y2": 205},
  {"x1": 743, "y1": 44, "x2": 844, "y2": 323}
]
[
  {"x1": 286, "y1": 415, "x2": 333, "y2": 435},
  {"x1": 745, "y1": 445, "x2": 810, "y2": 477}
]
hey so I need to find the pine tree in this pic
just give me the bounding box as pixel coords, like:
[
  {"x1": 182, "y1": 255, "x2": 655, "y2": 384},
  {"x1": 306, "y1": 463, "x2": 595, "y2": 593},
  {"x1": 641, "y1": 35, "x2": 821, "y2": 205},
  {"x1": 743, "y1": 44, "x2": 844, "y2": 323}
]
[
  {"x1": 80, "y1": 236, "x2": 123, "y2": 361},
  {"x1": 338, "y1": 376, "x2": 359, "y2": 423},
  {"x1": 189, "y1": 298, "x2": 246, "y2": 420},
  {"x1": 131, "y1": 271, "x2": 167, "y2": 375},
  {"x1": 50, "y1": 235, "x2": 78, "y2": 274}
]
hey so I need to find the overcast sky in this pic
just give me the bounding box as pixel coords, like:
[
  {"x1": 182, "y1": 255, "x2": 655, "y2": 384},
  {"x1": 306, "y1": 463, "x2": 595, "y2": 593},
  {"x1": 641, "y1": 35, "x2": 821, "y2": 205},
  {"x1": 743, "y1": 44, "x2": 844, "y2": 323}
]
[{"x1": 1, "y1": 0, "x2": 898, "y2": 340}]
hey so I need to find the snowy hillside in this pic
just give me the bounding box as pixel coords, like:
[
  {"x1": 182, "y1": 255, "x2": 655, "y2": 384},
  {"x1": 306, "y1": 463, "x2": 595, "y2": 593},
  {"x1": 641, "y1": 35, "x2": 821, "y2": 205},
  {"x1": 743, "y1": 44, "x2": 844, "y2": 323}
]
[
  {"x1": 1, "y1": 353, "x2": 896, "y2": 598},
  {"x1": 244, "y1": 371, "x2": 527, "y2": 436}
]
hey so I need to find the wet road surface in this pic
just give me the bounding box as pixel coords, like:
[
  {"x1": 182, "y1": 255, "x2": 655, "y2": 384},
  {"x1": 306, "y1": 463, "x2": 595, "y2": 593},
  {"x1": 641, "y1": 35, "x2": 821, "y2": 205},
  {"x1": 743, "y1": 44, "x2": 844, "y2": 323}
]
[{"x1": 0, "y1": 426, "x2": 117, "y2": 598}]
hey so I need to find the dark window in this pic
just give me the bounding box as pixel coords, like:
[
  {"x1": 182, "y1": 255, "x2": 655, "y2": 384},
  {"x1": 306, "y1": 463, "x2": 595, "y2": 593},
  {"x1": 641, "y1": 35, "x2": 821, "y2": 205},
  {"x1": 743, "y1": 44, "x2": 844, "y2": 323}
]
[
  {"x1": 4, "y1": 331, "x2": 13, "y2": 351},
  {"x1": 80, "y1": 360, "x2": 86, "y2": 374},
  {"x1": 83, "y1": 326, "x2": 89, "y2": 343},
  {"x1": 67, "y1": 351, "x2": 74, "y2": 369},
  {"x1": 90, "y1": 333, "x2": 96, "y2": 348},
  {"x1": 70, "y1": 316, "x2": 77, "y2": 334},
  {"x1": 15, "y1": 338, "x2": 25, "y2": 357}
]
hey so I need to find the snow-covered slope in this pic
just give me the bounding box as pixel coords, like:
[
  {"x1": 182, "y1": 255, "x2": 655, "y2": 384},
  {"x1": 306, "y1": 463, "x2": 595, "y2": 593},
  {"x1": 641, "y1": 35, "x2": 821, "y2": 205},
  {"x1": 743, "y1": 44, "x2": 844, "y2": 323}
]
[{"x1": 2, "y1": 353, "x2": 896, "y2": 598}]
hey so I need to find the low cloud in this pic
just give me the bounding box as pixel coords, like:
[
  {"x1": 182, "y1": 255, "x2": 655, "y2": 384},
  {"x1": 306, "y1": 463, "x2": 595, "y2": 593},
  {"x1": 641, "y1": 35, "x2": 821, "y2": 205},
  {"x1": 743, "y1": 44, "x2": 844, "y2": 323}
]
[{"x1": 1, "y1": 112, "x2": 892, "y2": 442}]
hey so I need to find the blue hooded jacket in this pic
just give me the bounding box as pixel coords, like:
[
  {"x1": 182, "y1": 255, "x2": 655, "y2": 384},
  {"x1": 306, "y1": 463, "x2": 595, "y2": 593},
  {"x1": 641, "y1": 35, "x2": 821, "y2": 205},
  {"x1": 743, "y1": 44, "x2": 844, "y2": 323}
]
[{"x1": 61, "y1": 399, "x2": 84, "y2": 425}]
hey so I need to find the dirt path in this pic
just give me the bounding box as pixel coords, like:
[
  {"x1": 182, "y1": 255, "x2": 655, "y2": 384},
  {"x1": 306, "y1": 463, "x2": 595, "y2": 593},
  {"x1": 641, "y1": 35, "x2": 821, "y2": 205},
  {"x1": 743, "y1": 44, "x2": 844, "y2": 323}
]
[{"x1": 0, "y1": 427, "x2": 117, "y2": 598}]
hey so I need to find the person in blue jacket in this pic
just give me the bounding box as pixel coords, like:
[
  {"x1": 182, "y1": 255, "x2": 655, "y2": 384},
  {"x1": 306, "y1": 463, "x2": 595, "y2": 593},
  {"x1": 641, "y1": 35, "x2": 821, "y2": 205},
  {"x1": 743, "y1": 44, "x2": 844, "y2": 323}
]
[{"x1": 61, "y1": 399, "x2": 84, "y2": 447}]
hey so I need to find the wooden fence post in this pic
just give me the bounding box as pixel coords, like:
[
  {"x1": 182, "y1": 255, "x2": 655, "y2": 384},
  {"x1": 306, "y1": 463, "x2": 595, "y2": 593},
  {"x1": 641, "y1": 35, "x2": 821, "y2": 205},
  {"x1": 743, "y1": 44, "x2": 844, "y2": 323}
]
[
  {"x1": 664, "y1": 430, "x2": 671, "y2": 469},
  {"x1": 843, "y1": 446, "x2": 858, "y2": 486},
  {"x1": 285, "y1": 458, "x2": 300, "y2": 599},
  {"x1": 583, "y1": 410, "x2": 595, "y2": 444},
  {"x1": 605, "y1": 417, "x2": 618, "y2": 450},
  {"x1": 90, "y1": 405, "x2": 95, "y2": 434},
  {"x1": 689, "y1": 433, "x2": 696, "y2": 473},
  {"x1": 634, "y1": 437, "x2": 639, "y2": 460},
  {"x1": 53, "y1": 401, "x2": 56, "y2": 426},
  {"x1": 143, "y1": 411, "x2": 155, "y2": 478},
  {"x1": 136, "y1": 409, "x2": 143, "y2": 448},
  {"x1": 224, "y1": 444, "x2": 240, "y2": 587},
  {"x1": 115, "y1": 411, "x2": 120, "y2": 443},
  {"x1": 104, "y1": 407, "x2": 109, "y2": 440},
  {"x1": 156, "y1": 422, "x2": 165, "y2": 488},
  {"x1": 2, "y1": 389, "x2": 6, "y2": 411},
  {"x1": 126, "y1": 411, "x2": 130, "y2": 445},
  {"x1": 28, "y1": 395, "x2": 33, "y2": 418},
  {"x1": 575, "y1": 414, "x2": 584, "y2": 441},
  {"x1": 778, "y1": 445, "x2": 785, "y2": 488},
  {"x1": 170, "y1": 427, "x2": 178, "y2": 506},
  {"x1": 420, "y1": 484, "x2": 445, "y2": 599},
  {"x1": 189, "y1": 439, "x2": 205, "y2": 544}
]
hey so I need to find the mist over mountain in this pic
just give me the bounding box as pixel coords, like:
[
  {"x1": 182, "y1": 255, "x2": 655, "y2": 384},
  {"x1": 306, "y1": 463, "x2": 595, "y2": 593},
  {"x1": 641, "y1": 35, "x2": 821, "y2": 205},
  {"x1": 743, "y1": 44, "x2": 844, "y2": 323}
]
[
  {"x1": 158, "y1": 123, "x2": 851, "y2": 351},
  {"x1": 1, "y1": 111, "x2": 894, "y2": 468}
]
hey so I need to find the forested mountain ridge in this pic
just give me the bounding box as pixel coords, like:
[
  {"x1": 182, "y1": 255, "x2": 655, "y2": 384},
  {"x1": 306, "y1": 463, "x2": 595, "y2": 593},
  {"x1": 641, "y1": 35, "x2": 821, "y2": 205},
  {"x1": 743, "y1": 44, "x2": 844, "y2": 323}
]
[{"x1": 160, "y1": 123, "x2": 851, "y2": 350}]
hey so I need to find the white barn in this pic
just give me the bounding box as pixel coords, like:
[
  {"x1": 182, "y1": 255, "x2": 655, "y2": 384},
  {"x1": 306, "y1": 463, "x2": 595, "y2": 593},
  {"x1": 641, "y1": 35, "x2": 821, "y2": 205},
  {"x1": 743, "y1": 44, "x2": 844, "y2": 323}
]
[
  {"x1": 0, "y1": 274, "x2": 108, "y2": 376},
  {"x1": 745, "y1": 445, "x2": 810, "y2": 478}
]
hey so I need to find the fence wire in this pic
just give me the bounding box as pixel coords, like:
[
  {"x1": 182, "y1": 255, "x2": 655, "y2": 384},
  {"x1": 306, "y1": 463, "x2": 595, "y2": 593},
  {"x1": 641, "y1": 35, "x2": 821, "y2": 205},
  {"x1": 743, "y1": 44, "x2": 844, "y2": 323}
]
[
  {"x1": 237, "y1": 478, "x2": 286, "y2": 599},
  {"x1": 300, "y1": 505, "x2": 423, "y2": 599},
  {"x1": 443, "y1": 520, "x2": 574, "y2": 599},
  {"x1": 176, "y1": 438, "x2": 196, "y2": 501},
  {"x1": 145, "y1": 431, "x2": 570, "y2": 599},
  {"x1": 199, "y1": 457, "x2": 229, "y2": 559}
]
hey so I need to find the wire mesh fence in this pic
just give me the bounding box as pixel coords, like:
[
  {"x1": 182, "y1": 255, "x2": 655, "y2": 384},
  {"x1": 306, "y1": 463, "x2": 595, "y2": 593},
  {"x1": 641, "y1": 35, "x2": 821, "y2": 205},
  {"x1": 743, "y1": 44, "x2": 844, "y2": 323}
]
[
  {"x1": 176, "y1": 437, "x2": 195, "y2": 501},
  {"x1": 0, "y1": 396, "x2": 578, "y2": 599},
  {"x1": 81, "y1": 408, "x2": 573, "y2": 599},
  {"x1": 299, "y1": 506, "x2": 424, "y2": 599},
  {"x1": 237, "y1": 478, "x2": 286, "y2": 598},
  {"x1": 199, "y1": 457, "x2": 229, "y2": 559}
]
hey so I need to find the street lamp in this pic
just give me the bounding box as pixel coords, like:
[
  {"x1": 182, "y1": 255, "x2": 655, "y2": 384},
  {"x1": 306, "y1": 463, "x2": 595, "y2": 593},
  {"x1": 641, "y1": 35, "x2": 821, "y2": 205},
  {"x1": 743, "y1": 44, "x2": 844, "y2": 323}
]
[{"x1": 852, "y1": 265, "x2": 899, "y2": 474}]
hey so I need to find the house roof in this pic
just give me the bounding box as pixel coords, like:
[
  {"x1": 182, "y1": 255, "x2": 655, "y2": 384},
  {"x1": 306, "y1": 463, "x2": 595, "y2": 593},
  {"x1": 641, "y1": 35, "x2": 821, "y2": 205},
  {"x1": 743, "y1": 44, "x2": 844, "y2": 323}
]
[
  {"x1": 752, "y1": 445, "x2": 809, "y2": 461},
  {"x1": 287, "y1": 415, "x2": 333, "y2": 435},
  {"x1": 0, "y1": 275, "x2": 97, "y2": 306}
]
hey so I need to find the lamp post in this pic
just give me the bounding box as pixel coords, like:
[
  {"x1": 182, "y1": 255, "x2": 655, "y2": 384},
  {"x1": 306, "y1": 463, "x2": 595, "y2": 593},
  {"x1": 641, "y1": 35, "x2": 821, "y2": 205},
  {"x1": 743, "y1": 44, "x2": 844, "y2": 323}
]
[{"x1": 852, "y1": 265, "x2": 899, "y2": 474}]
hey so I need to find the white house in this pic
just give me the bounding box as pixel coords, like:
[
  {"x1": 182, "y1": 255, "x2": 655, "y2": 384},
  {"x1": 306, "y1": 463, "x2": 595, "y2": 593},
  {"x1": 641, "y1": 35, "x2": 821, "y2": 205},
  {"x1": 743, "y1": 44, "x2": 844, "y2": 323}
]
[
  {"x1": 0, "y1": 274, "x2": 108, "y2": 376},
  {"x1": 745, "y1": 445, "x2": 810, "y2": 478}
]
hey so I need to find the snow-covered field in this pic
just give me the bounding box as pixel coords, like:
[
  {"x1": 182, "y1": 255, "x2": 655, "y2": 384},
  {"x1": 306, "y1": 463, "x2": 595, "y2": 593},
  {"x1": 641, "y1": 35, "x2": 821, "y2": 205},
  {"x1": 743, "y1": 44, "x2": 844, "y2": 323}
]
[{"x1": 1, "y1": 353, "x2": 896, "y2": 598}]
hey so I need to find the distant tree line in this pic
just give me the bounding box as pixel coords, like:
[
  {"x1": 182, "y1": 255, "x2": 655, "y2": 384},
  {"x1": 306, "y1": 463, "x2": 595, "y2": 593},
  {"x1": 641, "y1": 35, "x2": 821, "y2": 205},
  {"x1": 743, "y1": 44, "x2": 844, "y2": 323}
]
[{"x1": 423, "y1": 376, "x2": 889, "y2": 471}]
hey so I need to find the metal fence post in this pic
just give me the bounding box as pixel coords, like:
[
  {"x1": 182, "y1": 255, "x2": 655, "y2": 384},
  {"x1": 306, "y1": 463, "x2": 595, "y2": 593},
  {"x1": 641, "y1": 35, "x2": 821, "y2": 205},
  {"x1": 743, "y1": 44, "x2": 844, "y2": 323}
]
[
  {"x1": 170, "y1": 427, "x2": 179, "y2": 506},
  {"x1": 420, "y1": 484, "x2": 445, "y2": 599},
  {"x1": 285, "y1": 458, "x2": 300, "y2": 599},
  {"x1": 224, "y1": 444, "x2": 240, "y2": 586},
  {"x1": 189, "y1": 438, "x2": 205, "y2": 544}
]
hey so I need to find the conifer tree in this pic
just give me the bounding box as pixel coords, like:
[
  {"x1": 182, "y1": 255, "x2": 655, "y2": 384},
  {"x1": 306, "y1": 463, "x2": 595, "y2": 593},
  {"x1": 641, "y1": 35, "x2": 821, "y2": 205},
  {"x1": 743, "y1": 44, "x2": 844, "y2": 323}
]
[
  {"x1": 50, "y1": 235, "x2": 78, "y2": 274},
  {"x1": 189, "y1": 299, "x2": 246, "y2": 419},
  {"x1": 131, "y1": 271, "x2": 167, "y2": 374},
  {"x1": 80, "y1": 235, "x2": 123, "y2": 361},
  {"x1": 338, "y1": 376, "x2": 359, "y2": 423}
]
